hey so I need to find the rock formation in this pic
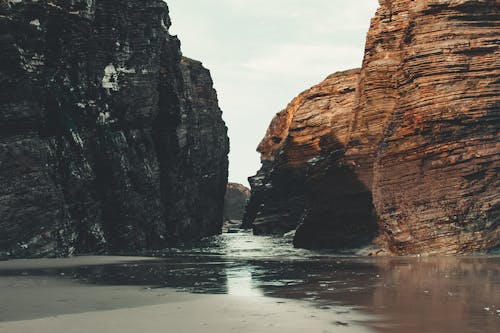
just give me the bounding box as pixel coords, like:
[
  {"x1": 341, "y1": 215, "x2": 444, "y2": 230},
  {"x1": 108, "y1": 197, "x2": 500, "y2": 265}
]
[
  {"x1": 0, "y1": 0, "x2": 229, "y2": 258},
  {"x1": 245, "y1": 0, "x2": 499, "y2": 255},
  {"x1": 242, "y1": 69, "x2": 364, "y2": 237},
  {"x1": 223, "y1": 183, "x2": 250, "y2": 221},
  {"x1": 371, "y1": 0, "x2": 499, "y2": 254}
]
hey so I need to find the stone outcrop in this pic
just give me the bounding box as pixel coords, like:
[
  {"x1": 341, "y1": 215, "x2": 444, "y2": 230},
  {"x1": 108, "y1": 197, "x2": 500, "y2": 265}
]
[
  {"x1": 0, "y1": 0, "x2": 229, "y2": 258},
  {"x1": 372, "y1": 0, "x2": 499, "y2": 254},
  {"x1": 242, "y1": 69, "x2": 363, "y2": 236},
  {"x1": 245, "y1": 0, "x2": 499, "y2": 254},
  {"x1": 223, "y1": 183, "x2": 250, "y2": 221}
]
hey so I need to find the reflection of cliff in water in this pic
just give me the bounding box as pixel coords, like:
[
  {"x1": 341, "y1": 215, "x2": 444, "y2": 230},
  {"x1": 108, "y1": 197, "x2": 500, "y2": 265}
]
[
  {"x1": 251, "y1": 256, "x2": 500, "y2": 333},
  {"x1": 366, "y1": 257, "x2": 499, "y2": 333}
]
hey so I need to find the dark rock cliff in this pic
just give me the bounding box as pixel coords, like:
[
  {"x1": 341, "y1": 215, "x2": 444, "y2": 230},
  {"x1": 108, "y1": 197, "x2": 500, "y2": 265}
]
[
  {"x1": 223, "y1": 183, "x2": 250, "y2": 221},
  {"x1": 0, "y1": 0, "x2": 229, "y2": 258},
  {"x1": 244, "y1": 0, "x2": 499, "y2": 255}
]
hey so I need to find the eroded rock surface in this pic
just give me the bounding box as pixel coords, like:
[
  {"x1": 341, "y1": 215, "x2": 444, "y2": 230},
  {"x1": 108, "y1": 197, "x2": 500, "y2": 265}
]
[
  {"x1": 223, "y1": 183, "x2": 250, "y2": 221},
  {"x1": 245, "y1": 0, "x2": 499, "y2": 254},
  {"x1": 242, "y1": 69, "x2": 362, "y2": 236},
  {"x1": 0, "y1": 0, "x2": 229, "y2": 258},
  {"x1": 372, "y1": 0, "x2": 500, "y2": 254}
]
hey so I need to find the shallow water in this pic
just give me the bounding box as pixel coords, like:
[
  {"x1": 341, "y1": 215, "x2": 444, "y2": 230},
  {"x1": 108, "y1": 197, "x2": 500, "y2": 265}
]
[{"x1": 0, "y1": 230, "x2": 499, "y2": 332}]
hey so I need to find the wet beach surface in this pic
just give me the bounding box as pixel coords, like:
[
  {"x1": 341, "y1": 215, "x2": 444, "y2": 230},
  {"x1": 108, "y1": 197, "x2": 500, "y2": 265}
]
[{"x1": 0, "y1": 230, "x2": 499, "y2": 333}]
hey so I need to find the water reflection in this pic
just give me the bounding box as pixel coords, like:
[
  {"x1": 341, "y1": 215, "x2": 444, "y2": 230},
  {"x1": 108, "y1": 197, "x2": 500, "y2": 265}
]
[
  {"x1": 367, "y1": 257, "x2": 500, "y2": 333},
  {"x1": 0, "y1": 231, "x2": 498, "y2": 332},
  {"x1": 252, "y1": 256, "x2": 500, "y2": 333},
  {"x1": 226, "y1": 266, "x2": 262, "y2": 297}
]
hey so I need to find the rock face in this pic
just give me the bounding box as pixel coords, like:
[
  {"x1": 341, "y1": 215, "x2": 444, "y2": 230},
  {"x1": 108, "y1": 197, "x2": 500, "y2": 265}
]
[
  {"x1": 245, "y1": 0, "x2": 499, "y2": 254},
  {"x1": 242, "y1": 69, "x2": 364, "y2": 237},
  {"x1": 223, "y1": 183, "x2": 250, "y2": 221},
  {"x1": 0, "y1": 0, "x2": 229, "y2": 258},
  {"x1": 371, "y1": 0, "x2": 499, "y2": 254}
]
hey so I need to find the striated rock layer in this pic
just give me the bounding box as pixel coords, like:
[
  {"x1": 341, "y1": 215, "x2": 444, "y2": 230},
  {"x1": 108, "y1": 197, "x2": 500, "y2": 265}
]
[
  {"x1": 242, "y1": 69, "x2": 364, "y2": 237},
  {"x1": 245, "y1": 0, "x2": 499, "y2": 254},
  {"x1": 0, "y1": 0, "x2": 229, "y2": 258},
  {"x1": 372, "y1": 0, "x2": 500, "y2": 254}
]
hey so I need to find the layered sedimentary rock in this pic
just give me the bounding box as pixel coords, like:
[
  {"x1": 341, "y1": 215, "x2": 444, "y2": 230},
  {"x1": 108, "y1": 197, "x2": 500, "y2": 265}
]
[
  {"x1": 242, "y1": 69, "x2": 363, "y2": 235},
  {"x1": 372, "y1": 0, "x2": 500, "y2": 254},
  {"x1": 245, "y1": 0, "x2": 499, "y2": 254},
  {"x1": 223, "y1": 183, "x2": 250, "y2": 221},
  {"x1": 293, "y1": 0, "x2": 410, "y2": 249},
  {"x1": 0, "y1": 0, "x2": 229, "y2": 258}
]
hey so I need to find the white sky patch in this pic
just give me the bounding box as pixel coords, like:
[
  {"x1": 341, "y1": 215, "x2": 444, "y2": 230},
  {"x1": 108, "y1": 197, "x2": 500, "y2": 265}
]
[
  {"x1": 217, "y1": 0, "x2": 331, "y2": 18},
  {"x1": 243, "y1": 44, "x2": 364, "y2": 78},
  {"x1": 166, "y1": 0, "x2": 379, "y2": 185}
]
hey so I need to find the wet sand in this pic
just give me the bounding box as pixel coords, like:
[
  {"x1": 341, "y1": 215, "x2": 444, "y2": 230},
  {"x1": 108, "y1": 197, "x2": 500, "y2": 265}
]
[
  {"x1": 0, "y1": 234, "x2": 498, "y2": 333},
  {"x1": 0, "y1": 256, "x2": 160, "y2": 271},
  {"x1": 0, "y1": 257, "x2": 372, "y2": 333}
]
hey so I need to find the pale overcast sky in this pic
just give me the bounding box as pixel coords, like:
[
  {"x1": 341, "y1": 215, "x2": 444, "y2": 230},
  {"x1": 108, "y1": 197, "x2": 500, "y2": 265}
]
[{"x1": 167, "y1": 0, "x2": 380, "y2": 186}]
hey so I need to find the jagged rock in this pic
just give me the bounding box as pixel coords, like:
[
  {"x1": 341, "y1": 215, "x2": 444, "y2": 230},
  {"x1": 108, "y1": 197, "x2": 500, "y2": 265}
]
[
  {"x1": 0, "y1": 0, "x2": 229, "y2": 258},
  {"x1": 243, "y1": 69, "x2": 362, "y2": 236},
  {"x1": 223, "y1": 183, "x2": 250, "y2": 221},
  {"x1": 293, "y1": 0, "x2": 408, "y2": 249},
  {"x1": 245, "y1": 0, "x2": 499, "y2": 254}
]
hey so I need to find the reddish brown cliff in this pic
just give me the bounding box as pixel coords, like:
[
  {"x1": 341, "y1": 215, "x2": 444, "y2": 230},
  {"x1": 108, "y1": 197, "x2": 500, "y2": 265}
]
[
  {"x1": 372, "y1": 0, "x2": 500, "y2": 254},
  {"x1": 293, "y1": 0, "x2": 413, "y2": 248},
  {"x1": 245, "y1": 0, "x2": 499, "y2": 254},
  {"x1": 242, "y1": 69, "x2": 361, "y2": 235}
]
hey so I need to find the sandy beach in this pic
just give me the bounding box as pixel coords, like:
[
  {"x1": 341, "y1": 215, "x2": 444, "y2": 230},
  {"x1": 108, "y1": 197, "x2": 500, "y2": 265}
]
[
  {"x1": 1, "y1": 253, "x2": 498, "y2": 333},
  {"x1": 0, "y1": 256, "x2": 372, "y2": 333}
]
